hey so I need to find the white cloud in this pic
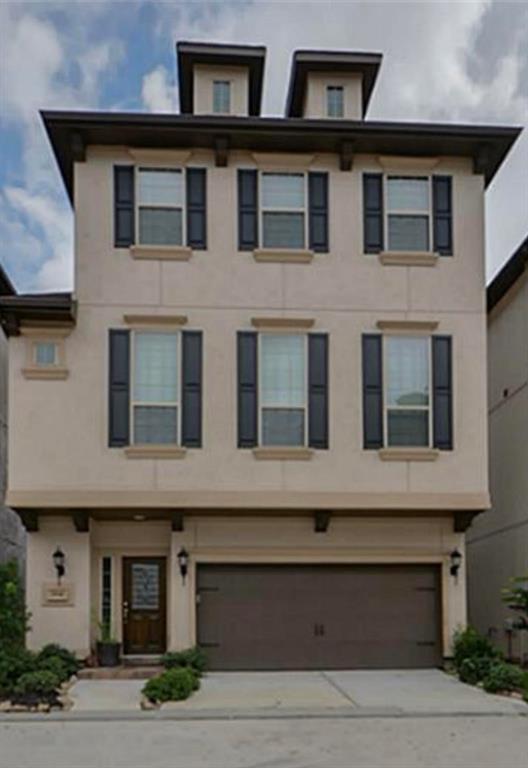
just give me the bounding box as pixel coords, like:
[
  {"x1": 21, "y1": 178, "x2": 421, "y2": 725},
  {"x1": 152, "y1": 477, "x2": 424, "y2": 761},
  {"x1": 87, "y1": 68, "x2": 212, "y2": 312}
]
[{"x1": 141, "y1": 65, "x2": 175, "y2": 112}]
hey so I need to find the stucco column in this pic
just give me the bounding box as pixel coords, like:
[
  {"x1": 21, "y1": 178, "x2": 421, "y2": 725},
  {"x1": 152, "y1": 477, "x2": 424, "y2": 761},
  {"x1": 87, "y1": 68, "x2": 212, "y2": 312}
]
[
  {"x1": 169, "y1": 530, "x2": 195, "y2": 651},
  {"x1": 443, "y1": 533, "x2": 467, "y2": 655},
  {"x1": 26, "y1": 516, "x2": 91, "y2": 657}
]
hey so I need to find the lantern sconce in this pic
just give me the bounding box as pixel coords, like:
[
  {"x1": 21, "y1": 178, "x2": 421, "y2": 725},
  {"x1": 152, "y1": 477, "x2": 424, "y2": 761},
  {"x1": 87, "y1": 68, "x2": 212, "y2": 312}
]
[
  {"x1": 52, "y1": 546, "x2": 66, "y2": 584},
  {"x1": 177, "y1": 547, "x2": 189, "y2": 585},
  {"x1": 450, "y1": 548, "x2": 462, "y2": 579}
]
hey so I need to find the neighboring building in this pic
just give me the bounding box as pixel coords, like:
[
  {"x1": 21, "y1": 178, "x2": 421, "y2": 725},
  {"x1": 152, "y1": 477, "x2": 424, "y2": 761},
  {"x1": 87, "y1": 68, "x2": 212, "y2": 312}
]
[
  {"x1": 467, "y1": 236, "x2": 528, "y2": 659},
  {"x1": 0, "y1": 265, "x2": 25, "y2": 569},
  {"x1": 0, "y1": 42, "x2": 521, "y2": 667}
]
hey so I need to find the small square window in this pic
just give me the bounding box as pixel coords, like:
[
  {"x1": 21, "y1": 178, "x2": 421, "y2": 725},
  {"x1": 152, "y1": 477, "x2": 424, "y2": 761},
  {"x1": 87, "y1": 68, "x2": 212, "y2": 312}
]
[
  {"x1": 327, "y1": 86, "x2": 344, "y2": 118},
  {"x1": 34, "y1": 341, "x2": 58, "y2": 366},
  {"x1": 213, "y1": 81, "x2": 231, "y2": 114}
]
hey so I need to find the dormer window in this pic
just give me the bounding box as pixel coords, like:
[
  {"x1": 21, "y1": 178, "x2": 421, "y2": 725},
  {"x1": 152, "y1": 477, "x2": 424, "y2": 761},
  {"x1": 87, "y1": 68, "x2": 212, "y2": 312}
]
[
  {"x1": 213, "y1": 80, "x2": 231, "y2": 114},
  {"x1": 326, "y1": 86, "x2": 344, "y2": 118}
]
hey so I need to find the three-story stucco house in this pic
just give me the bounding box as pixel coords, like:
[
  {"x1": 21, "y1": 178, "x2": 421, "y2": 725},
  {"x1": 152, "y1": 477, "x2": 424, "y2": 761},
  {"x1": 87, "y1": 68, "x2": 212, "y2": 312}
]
[
  {"x1": 0, "y1": 265, "x2": 25, "y2": 569},
  {"x1": 467, "y1": 235, "x2": 528, "y2": 661},
  {"x1": 0, "y1": 42, "x2": 521, "y2": 668}
]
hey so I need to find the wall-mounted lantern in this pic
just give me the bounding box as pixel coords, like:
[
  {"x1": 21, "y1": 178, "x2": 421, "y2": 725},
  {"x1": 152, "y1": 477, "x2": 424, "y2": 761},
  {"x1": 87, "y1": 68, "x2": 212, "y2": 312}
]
[
  {"x1": 52, "y1": 546, "x2": 66, "y2": 584},
  {"x1": 177, "y1": 547, "x2": 189, "y2": 585},
  {"x1": 450, "y1": 548, "x2": 462, "y2": 579}
]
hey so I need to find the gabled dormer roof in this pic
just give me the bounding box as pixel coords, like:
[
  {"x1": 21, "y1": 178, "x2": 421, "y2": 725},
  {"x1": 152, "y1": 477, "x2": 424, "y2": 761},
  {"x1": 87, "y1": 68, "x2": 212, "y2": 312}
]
[
  {"x1": 176, "y1": 41, "x2": 266, "y2": 116},
  {"x1": 285, "y1": 49, "x2": 383, "y2": 118}
]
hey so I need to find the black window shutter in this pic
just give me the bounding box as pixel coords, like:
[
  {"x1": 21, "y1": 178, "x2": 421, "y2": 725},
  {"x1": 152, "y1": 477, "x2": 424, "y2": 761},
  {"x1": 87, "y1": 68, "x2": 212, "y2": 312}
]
[
  {"x1": 308, "y1": 334, "x2": 329, "y2": 449},
  {"x1": 238, "y1": 170, "x2": 258, "y2": 251},
  {"x1": 114, "y1": 166, "x2": 135, "y2": 247},
  {"x1": 363, "y1": 173, "x2": 384, "y2": 254},
  {"x1": 109, "y1": 330, "x2": 130, "y2": 446},
  {"x1": 181, "y1": 331, "x2": 203, "y2": 447},
  {"x1": 432, "y1": 336, "x2": 453, "y2": 449},
  {"x1": 433, "y1": 176, "x2": 453, "y2": 255},
  {"x1": 237, "y1": 332, "x2": 258, "y2": 447},
  {"x1": 308, "y1": 172, "x2": 329, "y2": 253},
  {"x1": 362, "y1": 334, "x2": 383, "y2": 449},
  {"x1": 186, "y1": 168, "x2": 207, "y2": 250}
]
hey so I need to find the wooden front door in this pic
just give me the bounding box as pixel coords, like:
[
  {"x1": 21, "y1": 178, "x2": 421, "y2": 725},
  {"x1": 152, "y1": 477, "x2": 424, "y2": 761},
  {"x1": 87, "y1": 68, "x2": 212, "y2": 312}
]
[{"x1": 123, "y1": 557, "x2": 167, "y2": 655}]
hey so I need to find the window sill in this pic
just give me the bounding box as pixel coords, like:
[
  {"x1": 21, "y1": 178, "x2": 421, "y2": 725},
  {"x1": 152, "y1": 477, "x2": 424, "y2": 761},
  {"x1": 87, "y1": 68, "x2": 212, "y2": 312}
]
[
  {"x1": 124, "y1": 445, "x2": 187, "y2": 460},
  {"x1": 252, "y1": 447, "x2": 314, "y2": 461},
  {"x1": 22, "y1": 367, "x2": 69, "y2": 380},
  {"x1": 130, "y1": 245, "x2": 192, "y2": 261},
  {"x1": 253, "y1": 248, "x2": 314, "y2": 264},
  {"x1": 378, "y1": 252, "x2": 439, "y2": 267},
  {"x1": 378, "y1": 448, "x2": 439, "y2": 462}
]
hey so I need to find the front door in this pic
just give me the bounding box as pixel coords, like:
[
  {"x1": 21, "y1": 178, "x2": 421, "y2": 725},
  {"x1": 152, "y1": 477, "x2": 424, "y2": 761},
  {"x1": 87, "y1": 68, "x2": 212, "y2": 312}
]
[{"x1": 123, "y1": 557, "x2": 167, "y2": 655}]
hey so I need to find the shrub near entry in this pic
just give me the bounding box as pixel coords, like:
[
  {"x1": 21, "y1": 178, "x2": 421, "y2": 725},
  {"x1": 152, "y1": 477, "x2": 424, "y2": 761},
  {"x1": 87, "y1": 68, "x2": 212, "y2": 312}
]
[{"x1": 142, "y1": 667, "x2": 199, "y2": 703}]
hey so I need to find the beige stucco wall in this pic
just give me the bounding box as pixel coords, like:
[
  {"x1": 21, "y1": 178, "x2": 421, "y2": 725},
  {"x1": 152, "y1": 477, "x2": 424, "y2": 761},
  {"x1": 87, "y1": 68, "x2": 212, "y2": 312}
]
[
  {"x1": 303, "y1": 72, "x2": 363, "y2": 119},
  {"x1": 28, "y1": 514, "x2": 465, "y2": 657},
  {"x1": 193, "y1": 64, "x2": 249, "y2": 115},
  {"x1": 6, "y1": 149, "x2": 488, "y2": 509},
  {"x1": 467, "y1": 270, "x2": 528, "y2": 658}
]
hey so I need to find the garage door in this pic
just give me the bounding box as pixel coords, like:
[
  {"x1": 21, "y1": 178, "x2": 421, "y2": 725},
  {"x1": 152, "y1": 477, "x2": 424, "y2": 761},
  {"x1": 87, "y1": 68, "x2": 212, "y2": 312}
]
[{"x1": 197, "y1": 564, "x2": 442, "y2": 670}]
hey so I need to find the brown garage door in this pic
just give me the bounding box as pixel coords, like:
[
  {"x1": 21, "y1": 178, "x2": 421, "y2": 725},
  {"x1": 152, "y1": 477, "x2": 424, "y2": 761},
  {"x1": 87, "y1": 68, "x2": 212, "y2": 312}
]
[{"x1": 197, "y1": 564, "x2": 442, "y2": 670}]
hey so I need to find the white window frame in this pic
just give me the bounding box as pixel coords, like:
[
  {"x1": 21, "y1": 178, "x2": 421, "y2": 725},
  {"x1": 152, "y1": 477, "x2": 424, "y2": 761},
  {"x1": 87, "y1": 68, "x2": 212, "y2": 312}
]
[
  {"x1": 259, "y1": 171, "x2": 309, "y2": 250},
  {"x1": 382, "y1": 334, "x2": 433, "y2": 448},
  {"x1": 130, "y1": 329, "x2": 182, "y2": 446},
  {"x1": 33, "y1": 340, "x2": 59, "y2": 367},
  {"x1": 257, "y1": 332, "x2": 308, "y2": 447},
  {"x1": 212, "y1": 79, "x2": 231, "y2": 114},
  {"x1": 135, "y1": 166, "x2": 186, "y2": 247},
  {"x1": 326, "y1": 85, "x2": 344, "y2": 118},
  {"x1": 384, "y1": 175, "x2": 433, "y2": 253}
]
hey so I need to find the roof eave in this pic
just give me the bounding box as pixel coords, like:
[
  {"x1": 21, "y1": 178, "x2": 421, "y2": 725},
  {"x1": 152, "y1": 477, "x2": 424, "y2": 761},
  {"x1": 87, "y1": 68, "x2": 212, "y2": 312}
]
[
  {"x1": 487, "y1": 235, "x2": 528, "y2": 312},
  {"x1": 0, "y1": 293, "x2": 76, "y2": 337}
]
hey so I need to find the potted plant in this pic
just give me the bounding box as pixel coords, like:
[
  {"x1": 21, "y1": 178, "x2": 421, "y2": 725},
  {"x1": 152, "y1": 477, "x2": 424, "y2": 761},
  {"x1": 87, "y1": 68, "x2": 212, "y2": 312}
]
[{"x1": 96, "y1": 621, "x2": 121, "y2": 667}]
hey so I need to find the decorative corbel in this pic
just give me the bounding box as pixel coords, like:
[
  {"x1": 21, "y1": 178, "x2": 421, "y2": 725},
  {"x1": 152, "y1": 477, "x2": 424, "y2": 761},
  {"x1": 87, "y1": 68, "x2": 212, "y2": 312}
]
[
  {"x1": 214, "y1": 136, "x2": 229, "y2": 168},
  {"x1": 71, "y1": 132, "x2": 86, "y2": 163},
  {"x1": 72, "y1": 510, "x2": 90, "y2": 533},
  {"x1": 314, "y1": 510, "x2": 331, "y2": 533},
  {"x1": 17, "y1": 509, "x2": 39, "y2": 532},
  {"x1": 453, "y1": 511, "x2": 479, "y2": 533},
  {"x1": 171, "y1": 511, "x2": 185, "y2": 532},
  {"x1": 339, "y1": 141, "x2": 355, "y2": 172}
]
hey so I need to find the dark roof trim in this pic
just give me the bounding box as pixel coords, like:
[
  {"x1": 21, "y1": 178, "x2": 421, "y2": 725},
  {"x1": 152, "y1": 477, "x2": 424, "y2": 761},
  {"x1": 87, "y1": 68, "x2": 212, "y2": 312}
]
[
  {"x1": 177, "y1": 41, "x2": 266, "y2": 116},
  {"x1": 286, "y1": 49, "x2": 383, "y2": 118},
  {"x1": 41, "y1": 110, "x2": 522, "y2": 203},
  {"x1": 487, "y1": 235, "x2": 528, "y2": 312},
  {"x1": 0, "y1": 292, "x2": 76, "y2": 337},
  {"x1": 0, "y1": 264, "x2": 15, "y2": 297}
]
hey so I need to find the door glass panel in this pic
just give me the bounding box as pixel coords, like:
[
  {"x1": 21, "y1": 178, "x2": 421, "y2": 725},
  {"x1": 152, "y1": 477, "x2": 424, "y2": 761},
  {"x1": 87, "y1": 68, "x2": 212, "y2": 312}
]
[{"x1": 131, "y1": 563, "x2": 160, "y2": 610}]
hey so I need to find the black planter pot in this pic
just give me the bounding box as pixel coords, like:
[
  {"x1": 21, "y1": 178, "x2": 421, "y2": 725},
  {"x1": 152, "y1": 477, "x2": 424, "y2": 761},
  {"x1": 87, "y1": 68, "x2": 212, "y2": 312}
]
[{"x1": 96, "y1": 641, "x2": 121, "y2": 667}]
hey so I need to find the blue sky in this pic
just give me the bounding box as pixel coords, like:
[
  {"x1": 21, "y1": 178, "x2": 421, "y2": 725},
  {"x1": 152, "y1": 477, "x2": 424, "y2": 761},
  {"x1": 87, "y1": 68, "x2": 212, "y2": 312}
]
[{"x1": 1, "y1": 0, "x2": 527, "y2": 292}]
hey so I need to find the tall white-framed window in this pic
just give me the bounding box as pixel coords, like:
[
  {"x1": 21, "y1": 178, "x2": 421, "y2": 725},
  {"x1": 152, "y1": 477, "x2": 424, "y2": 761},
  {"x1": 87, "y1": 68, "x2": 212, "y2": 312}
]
[
  {"x1": 260, "y1": 172, "x2": 307, "y2": 249},
  {"x1": 385, "y1": 176, "x2": 431, "y2": 252},
  {"x1": 259, "y1": 333, "x2": 307, "y2": 446},
  {"x1": 326, "y1": 85, "x2": 344, "y2": 118},
  {"x1": 384, "y1": 335, "x2": 431, "y2": 447},
  {"x1": 131, "y1": 331, "x2": 180, "y2": 445},
  {"x1": 213, "y1": 80, "x2": 231, "y2": 114},
  {"x1": 136, "y1": 168, "x2": 185, "y2": 246}
]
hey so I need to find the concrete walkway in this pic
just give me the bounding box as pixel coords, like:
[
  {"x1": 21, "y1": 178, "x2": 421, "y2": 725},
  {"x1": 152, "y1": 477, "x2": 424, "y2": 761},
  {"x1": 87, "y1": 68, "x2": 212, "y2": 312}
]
[{"x1": 65, "y1": 669, "x2": 527, "y2": 717}]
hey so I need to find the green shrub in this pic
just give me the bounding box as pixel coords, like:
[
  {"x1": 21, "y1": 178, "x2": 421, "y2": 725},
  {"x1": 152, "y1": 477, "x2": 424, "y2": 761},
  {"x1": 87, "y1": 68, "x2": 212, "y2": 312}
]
[
  {"x1": 161, "y1": 646, "x2": 207, "y2": 676},
  {"x1": 458, "y1": 656, "x2": 495, "y2": 686},
  {"x1": 37, "y1": 644, "x2": 80, "y2": 678},
  {"x1": 482, "y1": 662, "x2": 525, "y2": 694},
  {"x1": 0, "y1": 647, "x2": 37, "y2": 697},
  {"x1": 0, "y1": 561, "x2": 30, "y2": 652},
  {"x1": 13, "y1": 670, "x2": 60, "y2": 697},
  {"x1": 452, "y1": 627, "x2": 501, "y2": 672},
  {"x1": 142, "y1": 667, "x2": 198, "y2": 703},
  {"x1": 36, "y1": 655, "x2": 70, "y2": 683}
]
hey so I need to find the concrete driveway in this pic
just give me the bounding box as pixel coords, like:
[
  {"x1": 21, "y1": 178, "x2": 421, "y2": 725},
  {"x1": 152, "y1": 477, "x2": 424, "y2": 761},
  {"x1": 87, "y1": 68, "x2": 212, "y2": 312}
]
[{"x1": 66, "y1": 669, "x2": 527, "y2": 717}]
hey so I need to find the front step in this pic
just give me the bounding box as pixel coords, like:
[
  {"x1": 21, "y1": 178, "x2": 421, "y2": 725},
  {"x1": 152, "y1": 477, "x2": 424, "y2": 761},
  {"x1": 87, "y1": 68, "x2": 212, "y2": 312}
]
[
  {"x1": 78, "y1": 665, "x2": 162, "y2": 680},
  {"x1": 123, "y1": 655, "x2": 163, "y2": 667}
]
